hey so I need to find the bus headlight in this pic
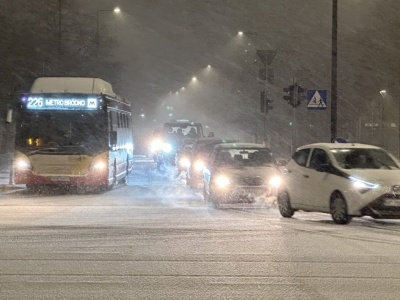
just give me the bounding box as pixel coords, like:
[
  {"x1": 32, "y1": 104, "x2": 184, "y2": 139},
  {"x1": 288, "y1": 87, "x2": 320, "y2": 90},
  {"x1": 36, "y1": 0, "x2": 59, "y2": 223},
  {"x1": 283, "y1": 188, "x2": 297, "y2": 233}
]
[
  {"x1": 15, "y1": 158, "x2": 32, "y2": 170},
  {"x1": 89, "y1": 158, "x2": 108, "y2": 172},
  {"x1": 92, "y1": 161, "x2": 107, "y2": 171}
]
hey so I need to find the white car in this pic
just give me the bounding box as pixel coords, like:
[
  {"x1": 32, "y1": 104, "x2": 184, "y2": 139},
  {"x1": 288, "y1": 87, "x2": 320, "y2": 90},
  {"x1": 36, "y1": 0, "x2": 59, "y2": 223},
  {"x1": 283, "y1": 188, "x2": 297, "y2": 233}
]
[
  {"x1": 278, "y1": 143, "x2": 400, "y2": 224},
  {"x1": 203, "y1": 143, "x2": 282, "y2": 208}
]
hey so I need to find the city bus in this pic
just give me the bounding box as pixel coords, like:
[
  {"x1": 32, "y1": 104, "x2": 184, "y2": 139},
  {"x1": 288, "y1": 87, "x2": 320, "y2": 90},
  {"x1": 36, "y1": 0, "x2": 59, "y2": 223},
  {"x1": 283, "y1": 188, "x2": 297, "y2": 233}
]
[{"x1": 13, "y1": 77, "x2": 134, "y2": 193}]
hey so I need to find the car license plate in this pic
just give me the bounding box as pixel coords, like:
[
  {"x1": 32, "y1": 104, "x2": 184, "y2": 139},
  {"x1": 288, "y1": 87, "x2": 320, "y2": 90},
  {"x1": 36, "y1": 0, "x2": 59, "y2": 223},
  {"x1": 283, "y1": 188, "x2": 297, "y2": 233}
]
[
  {"x1": 241, "y1": 188, "x2": 264, "y2": 197},
  {"x1": 384, "y1": 199, "x2": 400, "y2": 206},
  {"x1": 50, "y1": 176, "x2": 70, "y2": 182}
]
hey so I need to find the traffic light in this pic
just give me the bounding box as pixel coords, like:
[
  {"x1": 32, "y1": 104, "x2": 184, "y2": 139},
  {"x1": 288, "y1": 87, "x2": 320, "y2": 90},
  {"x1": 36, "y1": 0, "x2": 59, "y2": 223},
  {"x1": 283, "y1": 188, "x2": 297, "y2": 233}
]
[
  {"x1": 282, "y1": 84, "x2": 306, "y2": 108},
  {"x1": 260, "y1": 90, "x2": 274, "y2": 114},
  {"x1": 266, "y1": 98, "x2": 274, "y2": 113},
  {"x1": 260, "y1": 91, "x2": 265, "y2": 113},
  {"x1": 283, "y1": 85, "x2": 296, "y2": 107},
  {"x1": 297, "y1": 85, "x2": 307, "y2": 102}
]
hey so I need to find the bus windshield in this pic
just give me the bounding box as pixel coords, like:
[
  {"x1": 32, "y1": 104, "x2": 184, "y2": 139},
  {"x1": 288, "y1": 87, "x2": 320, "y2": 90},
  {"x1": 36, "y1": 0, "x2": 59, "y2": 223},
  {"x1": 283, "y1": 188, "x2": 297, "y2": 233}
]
[{"x1": 16, "y1": 111, "x2": 109, "y2": 153}]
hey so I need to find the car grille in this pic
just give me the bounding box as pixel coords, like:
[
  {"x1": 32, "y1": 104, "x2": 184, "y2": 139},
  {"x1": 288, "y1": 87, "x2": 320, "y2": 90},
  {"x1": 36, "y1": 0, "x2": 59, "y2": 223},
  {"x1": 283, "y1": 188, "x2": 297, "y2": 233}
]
[
  {"x1": 239, "y1": 177, "x2": 264, "y2": 186},
  {"x1": 360, "y1": 194, "x2": 400, "y2": 219}
]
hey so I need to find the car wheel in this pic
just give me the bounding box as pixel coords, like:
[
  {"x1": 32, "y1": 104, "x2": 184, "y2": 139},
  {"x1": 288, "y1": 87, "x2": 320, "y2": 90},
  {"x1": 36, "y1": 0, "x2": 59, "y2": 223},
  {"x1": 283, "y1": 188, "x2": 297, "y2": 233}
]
[
  {"x1": 330, "y1": 193, "x2": 352, "y2": 225},
  {"x1": 209, "y1": 189, "x2": 221, "y2": 209},
  {"x1": 277, "y1": 191, "x2": 295, "y2": 218}
]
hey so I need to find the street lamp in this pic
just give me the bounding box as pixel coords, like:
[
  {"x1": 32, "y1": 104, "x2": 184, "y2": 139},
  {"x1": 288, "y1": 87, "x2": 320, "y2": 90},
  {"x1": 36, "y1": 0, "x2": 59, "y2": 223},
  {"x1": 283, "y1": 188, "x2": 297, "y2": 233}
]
[
  {"x1": 237, "y1": 31, "x2": 259, "y2": 37},
  {"x1": 96, "y1": 7, "x2": 121, "y2": 46}
]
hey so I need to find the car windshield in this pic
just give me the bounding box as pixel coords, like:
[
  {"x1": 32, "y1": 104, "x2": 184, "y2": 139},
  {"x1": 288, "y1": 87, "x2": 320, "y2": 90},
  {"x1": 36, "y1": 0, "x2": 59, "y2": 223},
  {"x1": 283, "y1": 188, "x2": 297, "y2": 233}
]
[
  {"x1": 195, "y1": 141, "x2": 227, "y2": 157},
  {"x1": 331, "y1": 148, "x2": 400, "y2": 169},
  {"x1": 215, "y1": 148, "x2": 274, "y2": 167},
  {"x1": 163, "y1": 124, "x2": 202, "y2": 139}
]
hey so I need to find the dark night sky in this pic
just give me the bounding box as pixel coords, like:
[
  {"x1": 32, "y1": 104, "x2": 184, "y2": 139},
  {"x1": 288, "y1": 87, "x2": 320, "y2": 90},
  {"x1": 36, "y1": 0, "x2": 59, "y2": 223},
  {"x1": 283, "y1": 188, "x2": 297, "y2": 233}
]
[{"x1": 74, "y1": 0, "x2": 399, "y2": 154}]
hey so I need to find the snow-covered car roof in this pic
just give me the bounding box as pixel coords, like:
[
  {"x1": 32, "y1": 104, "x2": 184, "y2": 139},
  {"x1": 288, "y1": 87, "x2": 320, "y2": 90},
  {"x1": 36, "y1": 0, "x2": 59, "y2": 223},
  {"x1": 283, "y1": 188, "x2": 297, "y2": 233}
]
[
  {"x1": 195, "y1": 137, "x2": 236, "y2": 144},
  {"x1": 215, "y1": 142, "x2": 270, "y2": 149},
  {"x1": 296, "y1": 143, "x2": 382, "y2": 151}
]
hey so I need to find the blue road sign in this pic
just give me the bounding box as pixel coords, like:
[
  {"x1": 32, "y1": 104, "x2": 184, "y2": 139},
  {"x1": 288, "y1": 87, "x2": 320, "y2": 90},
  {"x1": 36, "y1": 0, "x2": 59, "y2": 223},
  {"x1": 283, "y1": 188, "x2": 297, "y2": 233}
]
[
  {"x1": 332, "y1": 137, "x2": 347, "y2": 143},
  {"x1": 307, "y1": 90, "x2": 327, "y2": 110}
]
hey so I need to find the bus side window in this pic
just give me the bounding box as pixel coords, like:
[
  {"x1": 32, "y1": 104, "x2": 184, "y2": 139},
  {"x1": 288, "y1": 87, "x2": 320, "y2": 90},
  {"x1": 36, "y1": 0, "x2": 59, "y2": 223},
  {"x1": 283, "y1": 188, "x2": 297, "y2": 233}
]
[
  {"x1": 110, "y1": 131, "x2": 117, "y2": 146},
  {"x1": 108, "y1": 111, "x2": 113, "y2": 131}
]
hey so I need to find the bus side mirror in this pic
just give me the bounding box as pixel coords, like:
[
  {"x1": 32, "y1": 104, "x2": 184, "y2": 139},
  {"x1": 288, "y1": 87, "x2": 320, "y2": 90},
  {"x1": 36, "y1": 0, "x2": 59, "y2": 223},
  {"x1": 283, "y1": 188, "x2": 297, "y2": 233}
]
[
  {"x1": 6, "y1": 109, "x2": 13, "y2": 123},
  {"x1": 110, "y1": 131, "x2": 117, "y2": 146}
]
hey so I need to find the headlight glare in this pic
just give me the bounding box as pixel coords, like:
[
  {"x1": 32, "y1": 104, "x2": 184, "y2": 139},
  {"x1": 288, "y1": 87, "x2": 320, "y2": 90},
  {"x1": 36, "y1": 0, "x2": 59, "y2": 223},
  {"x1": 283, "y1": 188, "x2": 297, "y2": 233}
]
[
  {"x1": 149, "y1": 138, "x2": 163, "y2": 153},
  {"x1": 349, "y1": 176, "x2": 379, "y2": 193},
  {"x1": 194, "y1": 160, "x2": 205, "y2": 172},
  {"x1": 215, "y1": 175, "x2": 231, "y2": 188},
  {"x1": 15, "y1": 158, "x2": 32, "y2": 170},
  {"x1": 92, "y1": 161, "x2": 107, "y2": 171},
  {"x1": 162, "y1": 143, "x2": 172, "y2": 153},
  {"x1": 269, "y1": 175, "x2": 282, "y2": 188},
  {"x1": 180, "y1": 157, "x2": 190, "y2": 168}
]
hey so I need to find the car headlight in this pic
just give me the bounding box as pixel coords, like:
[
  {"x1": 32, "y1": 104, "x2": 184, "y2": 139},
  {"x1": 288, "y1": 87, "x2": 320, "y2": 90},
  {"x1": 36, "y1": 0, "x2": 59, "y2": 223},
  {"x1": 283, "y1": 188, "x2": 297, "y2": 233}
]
[
  {"x1": 162, "y1": 143, "x2": 172, "y2": 153},
  {"x1": 149, "y1": 138, "x2": 163, "y2": 153},
  {"x1": 214, "y1": 174, "x2": 231, "y2": 188},
  {"x1": 179, "y1": 157, "x2": 191, "y2": 168},
  {"x1": 15, "y1": 158, "x2": 32, "y2": 170},
  {"x1": 194, "y1": 160, "x2": 205, "y2": 172},
  {"x1": 269, "y1": 175, "x2": 282, "y2": 188},
  {"x1": 349, "y1": 176, "x2": 379, "y2": 194}
]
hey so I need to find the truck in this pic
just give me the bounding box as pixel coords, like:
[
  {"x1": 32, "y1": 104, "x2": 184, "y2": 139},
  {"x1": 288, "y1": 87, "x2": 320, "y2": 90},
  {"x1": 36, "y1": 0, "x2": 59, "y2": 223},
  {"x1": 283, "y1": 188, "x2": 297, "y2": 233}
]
[{"x1": 149, "y1": 119, "x2": 205, "y2": 169}]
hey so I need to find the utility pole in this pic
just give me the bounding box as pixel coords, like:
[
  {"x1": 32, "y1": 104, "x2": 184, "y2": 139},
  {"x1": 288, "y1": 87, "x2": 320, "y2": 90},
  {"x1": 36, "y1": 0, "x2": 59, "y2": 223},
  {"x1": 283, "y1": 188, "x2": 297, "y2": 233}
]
[
  {"x1": 330, "y1": 0, "x2": 338, "y2": 141},
  {"x1": 257, "y1": 50, "x2": 276, "y2": 144},
  {"x1": 292, "y1": 77, "x2": 297, "y2": 154},
  {"x1": 58, "y1": 0, "x2": 62, "y2": 60}
]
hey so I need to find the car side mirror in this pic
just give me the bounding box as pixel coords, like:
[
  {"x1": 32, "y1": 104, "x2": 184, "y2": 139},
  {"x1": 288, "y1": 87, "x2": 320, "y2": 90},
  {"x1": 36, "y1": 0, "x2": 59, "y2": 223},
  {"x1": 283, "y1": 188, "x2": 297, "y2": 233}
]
[
  {"x1": 277, "y1": 159, "x2": 287, "y2": 167},
  {"x1": 316, "y1": 163, "x2": 331, "y2": 173}
]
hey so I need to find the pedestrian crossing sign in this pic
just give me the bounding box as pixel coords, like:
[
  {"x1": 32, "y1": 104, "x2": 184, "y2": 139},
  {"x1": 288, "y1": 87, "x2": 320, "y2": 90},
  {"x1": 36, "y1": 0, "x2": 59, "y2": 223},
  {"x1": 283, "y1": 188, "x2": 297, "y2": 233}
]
[{"x1": 307, "y1": 90, "x2": 327, "y2": 110}]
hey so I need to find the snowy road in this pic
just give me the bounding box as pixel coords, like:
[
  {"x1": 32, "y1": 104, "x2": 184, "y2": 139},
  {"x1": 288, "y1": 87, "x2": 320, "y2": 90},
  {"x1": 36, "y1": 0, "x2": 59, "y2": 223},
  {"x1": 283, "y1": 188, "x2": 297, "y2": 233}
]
[{"x1": 0, "y1": 167, "x2": 400, "y2": 299}]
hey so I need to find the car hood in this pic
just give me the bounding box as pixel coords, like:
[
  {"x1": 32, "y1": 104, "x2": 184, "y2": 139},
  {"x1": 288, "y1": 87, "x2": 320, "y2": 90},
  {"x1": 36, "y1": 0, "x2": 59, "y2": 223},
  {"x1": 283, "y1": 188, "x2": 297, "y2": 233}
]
[
  {"x1": 343, "y1": 168, "x2": 400, "y2": 185},
  {"x1": 215, "y1": 165, "x2": 279, "y2": 179}
]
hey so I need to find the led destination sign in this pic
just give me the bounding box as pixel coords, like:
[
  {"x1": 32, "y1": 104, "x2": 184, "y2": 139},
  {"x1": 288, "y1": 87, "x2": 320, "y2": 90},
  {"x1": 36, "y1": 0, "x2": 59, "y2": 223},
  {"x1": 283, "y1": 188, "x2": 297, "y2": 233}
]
[{"x1": 22, "y1": 95, "x2": 99, "y2": 110}]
